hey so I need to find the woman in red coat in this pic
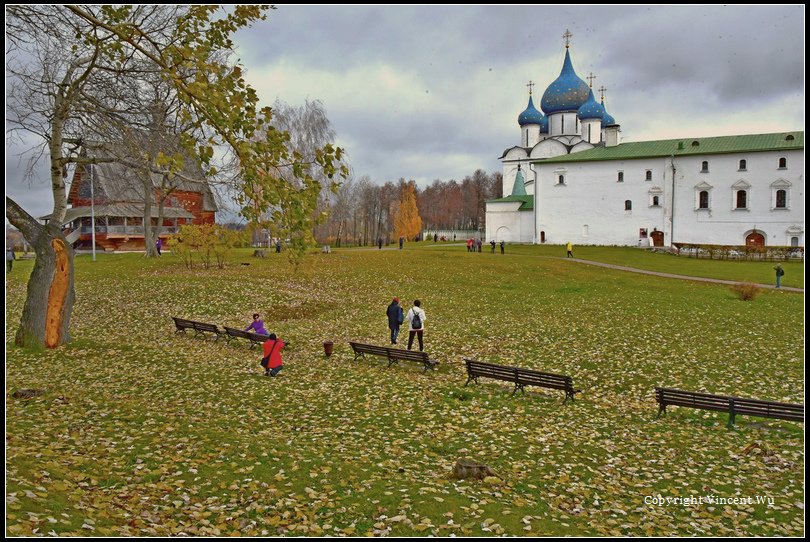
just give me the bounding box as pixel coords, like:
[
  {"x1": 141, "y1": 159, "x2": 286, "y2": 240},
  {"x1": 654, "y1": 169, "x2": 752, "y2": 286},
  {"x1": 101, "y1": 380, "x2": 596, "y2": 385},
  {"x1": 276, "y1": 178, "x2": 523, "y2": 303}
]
[{"x1": 261, "y1": 333, "x2": 285, "y2": 377}]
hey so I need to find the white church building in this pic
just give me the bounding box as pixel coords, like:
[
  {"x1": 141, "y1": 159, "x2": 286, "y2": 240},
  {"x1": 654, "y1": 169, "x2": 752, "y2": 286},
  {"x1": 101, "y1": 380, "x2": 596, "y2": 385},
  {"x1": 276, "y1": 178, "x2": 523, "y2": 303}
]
[{"x1": 486, "y1": 34, "x2": 804, "y2": 249}]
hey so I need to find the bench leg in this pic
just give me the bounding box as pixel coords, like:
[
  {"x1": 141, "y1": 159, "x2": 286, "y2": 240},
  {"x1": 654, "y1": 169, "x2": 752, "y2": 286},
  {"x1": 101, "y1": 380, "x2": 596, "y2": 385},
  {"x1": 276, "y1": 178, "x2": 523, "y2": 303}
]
[
  {"x1": 563, "y1": 391, "x2": 573, "y2": 404},
  {"x1": 464, "y1": 375, "x2": 476, "y2": 386},
  {"x1": 656, "y1": 404, "x2": 666, "y2": 419},
  {"x1": 512, "y1": 383, "x2": 524, "y2": 397},
  {"x1": 353, "y1": 352, "x2": 362, "y2": 361}
]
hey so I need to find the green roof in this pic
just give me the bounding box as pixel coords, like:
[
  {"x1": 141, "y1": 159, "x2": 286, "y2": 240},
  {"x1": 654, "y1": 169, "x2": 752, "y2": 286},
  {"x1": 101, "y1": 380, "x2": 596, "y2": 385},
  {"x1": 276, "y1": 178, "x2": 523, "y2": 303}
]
[
  {"x1": 486, "y1": 194, "x2": 534, "y2": 211},
  {"x1": 536, "y1": 131, "x2": 803, "y2": 164}
]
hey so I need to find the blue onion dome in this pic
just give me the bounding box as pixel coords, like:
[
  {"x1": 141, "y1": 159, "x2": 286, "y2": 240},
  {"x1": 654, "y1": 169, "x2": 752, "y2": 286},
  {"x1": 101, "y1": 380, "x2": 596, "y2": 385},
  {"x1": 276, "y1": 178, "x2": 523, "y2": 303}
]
[
  {"x1": 601, "y1": 98, "x2": 616, "y2": 125},
  {"x1": 539, "y1": 114, "x2": 549, "y2": 133},
  {"x1": 541, "y1": 49, "x2": 590, "y2": 114},
  {"x1": 577, "y1": 88, "x2": 605, "y2": 120},
  {"x1": 518, "y1": 96, "x2": 545, "y2": 126}
]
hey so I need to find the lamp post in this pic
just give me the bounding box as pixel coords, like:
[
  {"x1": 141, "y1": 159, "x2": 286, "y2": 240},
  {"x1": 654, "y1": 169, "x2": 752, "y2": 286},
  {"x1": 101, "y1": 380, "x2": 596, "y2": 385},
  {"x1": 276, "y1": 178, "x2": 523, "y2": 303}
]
[{"x1": 90, "y1": 163, "x2": 97, "y2": 261}]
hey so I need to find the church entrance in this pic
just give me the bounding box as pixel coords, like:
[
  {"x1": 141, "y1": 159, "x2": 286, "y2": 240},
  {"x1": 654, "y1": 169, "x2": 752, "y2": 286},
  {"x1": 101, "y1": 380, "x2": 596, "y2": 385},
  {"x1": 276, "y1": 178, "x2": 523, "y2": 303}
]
[
  {"x1": 745, "y1": 231, "x2": 765, "y2": 247},
  {"x1": 650, "y1": 230, "x2": 664, "y2": 247}
]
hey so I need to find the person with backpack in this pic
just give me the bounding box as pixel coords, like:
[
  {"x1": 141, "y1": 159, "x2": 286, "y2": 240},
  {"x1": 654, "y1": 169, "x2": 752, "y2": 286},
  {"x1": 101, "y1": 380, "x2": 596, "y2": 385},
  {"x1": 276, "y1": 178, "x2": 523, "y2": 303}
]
[
  {"x1": 260, "y1": 333, "x2": 285, "y2": 377},
  {"x1": 405, "y1": 300, "x2": 426, "y2": 351},
  {"x1": 386, "y1": 297, "x2": 404, "y2": 345}
]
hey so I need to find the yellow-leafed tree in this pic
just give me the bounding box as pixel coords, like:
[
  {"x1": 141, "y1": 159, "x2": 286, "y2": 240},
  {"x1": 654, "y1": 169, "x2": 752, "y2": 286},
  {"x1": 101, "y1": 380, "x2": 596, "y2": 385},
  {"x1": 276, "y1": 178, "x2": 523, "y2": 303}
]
[{"x1": 394, "y1": 181, "x2": 423, "y2": 241}]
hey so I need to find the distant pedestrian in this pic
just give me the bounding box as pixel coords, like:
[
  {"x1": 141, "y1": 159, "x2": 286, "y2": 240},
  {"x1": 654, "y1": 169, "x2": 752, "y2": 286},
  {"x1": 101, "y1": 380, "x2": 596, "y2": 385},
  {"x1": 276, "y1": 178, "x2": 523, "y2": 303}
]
[
  {"x1": 155, "y1": 237, "x2": 162, "y2": 256},
  {"x1": 434, "y1": 233, "x2": 438, "y2": 243},
  {"x1": 6, "y1": 247, "x2": 15, "y2": 272},
  {"x1": 378, "y1": 238, "x2": 383, "y2": 249},
  {"x1": 476, "y1": 239, "x2": 482, "y2": 253},
  {"x1": 500, "y1": 240, "x2": 505, "y2": 254},
  {"x1": 386, "y1": 297, "x2": 404, "y2": 345},
  {"x1": 466, "y1": 238, "x2": 472, "y2": 252},
  {"x1": 406, "y1": 300, "x2": 426, "y2": 351},
  {"x1": 566, "y1": 241, "x2": 573, "y2": 258},
  {"x1": 261, "y1": 333, "x2": 285, "y2": 377},
  {"x1": 774, "y1": 263, "x2": 785, "y2": 288},
  {"x1": 490, "y1": 240, "x2": 496, "y2": 254},
  {"x1": 399, "y1": 237, "x2": 404, "y2": 250},
  {"x1": 276, "y1": 239, "x2": 282, "y2": 253}
]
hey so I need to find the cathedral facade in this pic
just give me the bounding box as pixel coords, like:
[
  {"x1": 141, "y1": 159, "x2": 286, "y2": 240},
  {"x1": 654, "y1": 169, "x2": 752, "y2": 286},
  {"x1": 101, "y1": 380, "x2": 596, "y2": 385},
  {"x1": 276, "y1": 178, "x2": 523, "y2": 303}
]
[{"x1": 485, "y1": 36, "x2": 804, "y2": 249}]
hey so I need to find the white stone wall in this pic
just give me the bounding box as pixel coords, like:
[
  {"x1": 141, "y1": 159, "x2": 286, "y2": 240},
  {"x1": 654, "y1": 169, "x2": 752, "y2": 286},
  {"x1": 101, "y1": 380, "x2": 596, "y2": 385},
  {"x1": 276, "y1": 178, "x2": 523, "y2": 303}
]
[
  {"x1": 535, "y1": 157, "x2": 667, "y2": 246},
  {"x1": 532, "y1": 148, "x2": 804, "y2": 247},
  {"x1": 669, "y1": 150, "x2": 804, "y2": 246},
  {"x1": 485, "y1": 201, "x2": 533, "y2": 243}
]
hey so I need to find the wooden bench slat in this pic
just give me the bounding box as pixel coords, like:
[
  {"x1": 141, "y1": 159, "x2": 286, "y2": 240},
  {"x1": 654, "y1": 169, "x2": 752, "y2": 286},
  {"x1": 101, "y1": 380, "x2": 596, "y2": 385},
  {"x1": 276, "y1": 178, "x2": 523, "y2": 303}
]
[
  {"x1": 349, "y1": 342, "x2": 438, "y2": 372},
  {"x1": 655, "y1": 386, "x2": 804, "y2": 426},
  {"x1": 464, "y1": 359, "x2": 579, "y2": 403}
]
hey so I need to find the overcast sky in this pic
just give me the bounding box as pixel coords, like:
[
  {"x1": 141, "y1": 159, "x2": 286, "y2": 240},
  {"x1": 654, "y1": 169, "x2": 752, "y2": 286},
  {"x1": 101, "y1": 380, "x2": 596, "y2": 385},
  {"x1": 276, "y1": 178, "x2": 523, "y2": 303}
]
[{"x1": 5, "y1": 4, "x2": 805, "y2": 222}]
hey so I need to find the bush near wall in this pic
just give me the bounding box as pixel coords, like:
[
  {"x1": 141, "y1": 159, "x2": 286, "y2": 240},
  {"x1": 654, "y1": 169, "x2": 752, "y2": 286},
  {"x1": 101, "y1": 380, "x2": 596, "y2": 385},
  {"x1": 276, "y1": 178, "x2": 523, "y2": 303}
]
[{"x1": 673, "y1": 243, "x2": 804, "y2": 261}]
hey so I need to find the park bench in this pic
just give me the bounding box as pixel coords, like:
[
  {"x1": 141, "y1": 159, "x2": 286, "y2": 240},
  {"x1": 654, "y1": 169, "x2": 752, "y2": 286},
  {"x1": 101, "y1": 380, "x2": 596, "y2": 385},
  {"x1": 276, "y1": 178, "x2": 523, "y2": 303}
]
[
  {"x1": 172, "y1": 317, "x2": 224, "y2": 341},
  {"x1": 464, "y1": 358, "x2": 581, "y2": 403},
  {"x1": 349, "y1": 342, "x2": 438, "y2": 372},
  {"x1": 223, "y1": 326, "x2": 270, "y2": 348},
  {"x1": 655, "y1": 387, "x2": 804, "y2": 427}
]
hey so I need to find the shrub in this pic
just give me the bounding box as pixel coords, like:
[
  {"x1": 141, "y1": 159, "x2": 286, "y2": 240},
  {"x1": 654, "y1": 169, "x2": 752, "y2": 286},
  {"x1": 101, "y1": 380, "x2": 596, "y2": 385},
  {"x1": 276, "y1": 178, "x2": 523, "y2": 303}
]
[{"x1": 732, "y1": 282, "x2": 760, "y2": 301}]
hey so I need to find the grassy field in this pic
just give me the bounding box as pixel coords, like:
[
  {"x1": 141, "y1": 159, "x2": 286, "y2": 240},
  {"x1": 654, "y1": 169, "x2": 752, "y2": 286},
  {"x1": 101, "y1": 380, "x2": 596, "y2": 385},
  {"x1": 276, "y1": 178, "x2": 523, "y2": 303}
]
[{"x1": 5, "y1": 245, "x2": 805, "y2": 536}]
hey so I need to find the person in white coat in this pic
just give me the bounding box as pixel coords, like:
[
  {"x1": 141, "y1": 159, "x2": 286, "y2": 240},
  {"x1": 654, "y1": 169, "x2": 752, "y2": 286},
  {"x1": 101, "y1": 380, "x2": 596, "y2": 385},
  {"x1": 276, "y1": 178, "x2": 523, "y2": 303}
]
[{"x1": 405, "y1": 300, "x2": 426, "y2": 351}]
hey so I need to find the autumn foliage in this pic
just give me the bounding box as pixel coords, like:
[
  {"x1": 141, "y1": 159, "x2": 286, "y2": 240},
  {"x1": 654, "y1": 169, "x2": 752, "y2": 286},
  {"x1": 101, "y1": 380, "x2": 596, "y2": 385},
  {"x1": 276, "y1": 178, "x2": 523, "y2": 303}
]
[{"x1": 393, "y1": 181, "x2": 422, "y2": 241}]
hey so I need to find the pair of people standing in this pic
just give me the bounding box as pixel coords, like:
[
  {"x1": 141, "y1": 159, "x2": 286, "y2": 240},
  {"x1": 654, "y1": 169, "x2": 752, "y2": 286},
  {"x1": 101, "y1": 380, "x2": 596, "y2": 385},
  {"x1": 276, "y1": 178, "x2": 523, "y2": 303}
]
[{"x1": 386, "y1": 298, "x2": 427, "y2": 351}]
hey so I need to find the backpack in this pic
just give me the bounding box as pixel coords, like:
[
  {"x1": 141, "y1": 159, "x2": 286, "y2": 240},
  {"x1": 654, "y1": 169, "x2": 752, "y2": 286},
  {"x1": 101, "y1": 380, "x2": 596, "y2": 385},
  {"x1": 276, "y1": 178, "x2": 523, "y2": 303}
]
[{"x1": 411, "y1": 309, "x2": 423, "y2": 330}]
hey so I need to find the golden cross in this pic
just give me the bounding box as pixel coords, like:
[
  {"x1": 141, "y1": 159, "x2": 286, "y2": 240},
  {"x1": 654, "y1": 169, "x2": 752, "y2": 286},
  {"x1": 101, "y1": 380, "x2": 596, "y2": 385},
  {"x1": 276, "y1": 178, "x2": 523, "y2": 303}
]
[
  {"x1": 563, "y1": 29, "x2": 573, "y2": 48},
  {"x1": 586, "y1": 72, "x2": 596, "y2": 88},
  {"x1": 598, "y1": 85, "x2": 607, "y2": 101}
]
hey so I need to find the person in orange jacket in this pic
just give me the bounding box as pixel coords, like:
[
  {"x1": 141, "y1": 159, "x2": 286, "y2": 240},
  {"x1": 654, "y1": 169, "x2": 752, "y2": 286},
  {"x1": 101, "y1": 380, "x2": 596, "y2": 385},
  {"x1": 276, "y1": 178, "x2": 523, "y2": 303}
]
[{"x1": 261, "y1": 333, "x2": 285, "y2": 377}]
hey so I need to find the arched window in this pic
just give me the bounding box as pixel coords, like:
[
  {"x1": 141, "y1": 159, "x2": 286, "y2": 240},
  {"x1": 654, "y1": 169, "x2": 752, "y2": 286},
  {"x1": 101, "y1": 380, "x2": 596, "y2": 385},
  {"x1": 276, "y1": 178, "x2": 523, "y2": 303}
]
[
  {"x1": 624, "y1": 200, "x2": 632, "y2": 211},
  {"x1": 739, "y1": 159, "x2": 746, "y2": 170},
  {"x1": 699, "y1": 190, "x2": 709, "y2": 209},
  {"x1": 557, "y1": 175, "x2": 565, "y2": 185},
  {"x1": 617, "y1": 171, "x2": 624, "y2": 182},
  {"x1": 775, "y1": 189, "x2": 787, "y2": 208},
  {"x1": 701, "y1": 161, "x2": 709, "y2": 172},
  {"x1": 652, "y1": 196, "x2": 660, "y2": 206},
  {"x1": 778, "y1": 157, "x2": 787, "y2": 168},
  {"x1": 736, "y1": 190, "x2": 747, "y2": 209},
  {"x1": 791, "y1": 236, "x2": 799, "y2": 247},
  {"x1": 645, "y1": 170, "x2": 652, "y2": 181}
]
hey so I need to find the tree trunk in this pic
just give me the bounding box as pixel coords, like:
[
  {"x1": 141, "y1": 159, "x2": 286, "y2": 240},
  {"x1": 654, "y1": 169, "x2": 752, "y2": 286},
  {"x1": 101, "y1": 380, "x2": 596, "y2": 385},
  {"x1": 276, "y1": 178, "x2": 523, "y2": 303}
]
[
  {"x1": 6, "y1": 197, "x2": 75, "y2": 348},
  {"x1": 143, "y1": 176, "x2": 158, "y2": 257}
]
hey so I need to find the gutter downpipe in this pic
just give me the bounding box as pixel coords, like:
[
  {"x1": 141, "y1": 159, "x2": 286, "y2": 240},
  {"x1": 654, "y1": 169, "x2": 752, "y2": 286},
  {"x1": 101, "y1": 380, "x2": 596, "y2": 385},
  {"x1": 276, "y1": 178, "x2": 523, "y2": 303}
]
[
  {"x1": 669, "y1": 154, "x2": 676, "y2": 249},
  {"x1": 529, "y1": 162, "x2": 538, "y2": 244}
]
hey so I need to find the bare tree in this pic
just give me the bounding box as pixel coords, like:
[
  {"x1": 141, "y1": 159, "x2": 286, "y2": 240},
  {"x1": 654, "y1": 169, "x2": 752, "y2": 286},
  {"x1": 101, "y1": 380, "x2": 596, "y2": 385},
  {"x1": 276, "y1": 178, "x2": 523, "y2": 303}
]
[{"x1": 6, "y1": 5, "x2": 345, "y2": 348}]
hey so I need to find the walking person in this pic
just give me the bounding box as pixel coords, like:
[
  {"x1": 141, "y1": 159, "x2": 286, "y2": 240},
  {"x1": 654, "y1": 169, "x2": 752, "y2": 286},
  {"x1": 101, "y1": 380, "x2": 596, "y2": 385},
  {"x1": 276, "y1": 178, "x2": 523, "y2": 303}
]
[
  {"x1": 386, "y1": 297, "x2": 404, "y2": 345},
  {"x1": 378, "y1": 237, "x2": 383, "y2": 250},
  {"x1": 399, "y1": 236, "x2": 404, "y2": 250},
  {"x1": 490, "y1": 240, "x2": 496, "y2": 254},
  {"x1": 260, "y1": 333, "x2": 286, "y2": 377},
  {"x1": 500, "y1": 240, "x2": 505, "y2": 254},
  {"x1": 6, "y1": 246, "x2": 15, "y2": 272},
  {"x1": 566, "y1": 241, "x2": 574, "y2": 258},
  {"x1": 774, "y1": 263, "x2": 785, "y2": 288},
  {"x1": 276, "y1": 239, "x2": 282, "y2": 253},
  {"x1": 155, "y1": 237, "x2": 162, "y2": 256},
  {"x1": 405, "y1": 300, "x2": 426, "y2": 351}
]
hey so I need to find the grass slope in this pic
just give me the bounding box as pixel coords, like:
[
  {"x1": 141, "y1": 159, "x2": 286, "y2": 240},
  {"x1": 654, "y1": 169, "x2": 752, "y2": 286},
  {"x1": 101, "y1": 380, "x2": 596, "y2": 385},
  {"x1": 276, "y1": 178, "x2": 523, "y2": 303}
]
[{"x1": 5, "y1": 246, "x2": 804, "y2": 536}]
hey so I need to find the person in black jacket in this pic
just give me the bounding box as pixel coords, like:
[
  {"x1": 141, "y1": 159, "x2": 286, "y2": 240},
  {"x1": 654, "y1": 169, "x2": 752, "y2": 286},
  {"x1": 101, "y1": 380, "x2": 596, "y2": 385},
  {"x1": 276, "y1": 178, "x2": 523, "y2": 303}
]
[{"x1": 386, "y1": 297, "x2": 404, "y2": 344}]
